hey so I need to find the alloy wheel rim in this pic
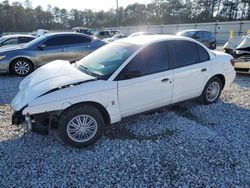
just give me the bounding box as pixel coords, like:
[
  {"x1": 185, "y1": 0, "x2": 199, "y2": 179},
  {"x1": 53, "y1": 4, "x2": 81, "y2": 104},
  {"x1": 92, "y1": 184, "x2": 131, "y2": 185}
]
[
  {"x1": 206, "y1": 82, "x2": 220, "y2": 102},
  {"x1": 66, "y1": 115, "x2": 98, "y2": 143},
  {"x1": 14, "y1": 61, "x2": 30, "y2": 75}
]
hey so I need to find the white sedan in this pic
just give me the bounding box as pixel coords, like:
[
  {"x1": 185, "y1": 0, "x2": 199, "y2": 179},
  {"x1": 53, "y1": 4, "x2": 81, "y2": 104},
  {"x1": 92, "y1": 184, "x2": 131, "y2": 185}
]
[{"x1": 11, "y1": 35, "x2": 236, "y2": 148}]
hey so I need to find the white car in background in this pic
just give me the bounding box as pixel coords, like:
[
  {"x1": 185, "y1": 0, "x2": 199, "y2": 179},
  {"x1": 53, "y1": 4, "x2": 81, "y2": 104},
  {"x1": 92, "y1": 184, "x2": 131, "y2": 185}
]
[
  {"x1": 11, "y1": 35, "x2": 236, "y2": 148},
  {"x1": 103, "y1": 34, "x2": 127, "y2": 43}
]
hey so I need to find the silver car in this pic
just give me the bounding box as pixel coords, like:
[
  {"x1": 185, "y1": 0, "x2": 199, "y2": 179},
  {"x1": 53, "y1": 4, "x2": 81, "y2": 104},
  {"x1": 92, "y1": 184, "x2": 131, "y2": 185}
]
[
  {"x1": 0, "y1": 34, "x2": 35, "y2": 48},
  {"x1": 0, "y1": 32, "x2": 105, "y2": 76}
]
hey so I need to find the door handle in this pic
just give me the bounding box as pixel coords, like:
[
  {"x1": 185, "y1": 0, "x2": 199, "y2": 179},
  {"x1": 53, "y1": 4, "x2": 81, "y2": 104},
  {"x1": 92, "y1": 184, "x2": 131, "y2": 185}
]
[
  {"x1": 201, "y1": 68, "x2": 207, "y2": 72},
  {"x1": 161, "y1": 78, "x2": 170, "y2": 83}
]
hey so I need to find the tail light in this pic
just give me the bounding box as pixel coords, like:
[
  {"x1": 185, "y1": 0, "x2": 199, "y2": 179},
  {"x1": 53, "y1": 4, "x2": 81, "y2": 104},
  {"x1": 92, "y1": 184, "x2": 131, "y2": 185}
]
[{"x1": 230, "y1": 59, "x2": 235, "y2": 67}]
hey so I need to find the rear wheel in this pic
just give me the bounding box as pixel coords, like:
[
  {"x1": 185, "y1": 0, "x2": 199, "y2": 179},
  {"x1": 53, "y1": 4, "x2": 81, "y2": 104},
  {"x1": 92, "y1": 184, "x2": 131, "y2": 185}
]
[
  {"x1": 57, "y1": 105, "x2": 104, "y2": 148},
  {"x1": 201, "y1": 77, "x2": 222, "y2": 104},
  {"x1": 10, "y1": 58, "x2": 33, "y2": 76}
]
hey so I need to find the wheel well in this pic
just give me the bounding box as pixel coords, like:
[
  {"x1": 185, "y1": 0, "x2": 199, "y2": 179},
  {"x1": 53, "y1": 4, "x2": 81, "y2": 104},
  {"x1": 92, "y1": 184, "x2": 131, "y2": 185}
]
[
  {"x1": 211, "y1": 74, "x2": 225, "y2": 89},
  {"x1": 64, "y1": 102, "x2": 111, "y2": 125},
  {"x1": 9, "y1": 57, "x2": 34, "y2": 73}
]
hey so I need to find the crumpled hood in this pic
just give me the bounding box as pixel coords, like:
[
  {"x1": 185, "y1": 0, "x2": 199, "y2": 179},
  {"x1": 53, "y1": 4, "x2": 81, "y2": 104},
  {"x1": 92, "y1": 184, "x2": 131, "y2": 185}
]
[
  {"x1": 236, "y1": 34, "x2": 250, "y2": 50},
  {"x1": 12, "y1": 60, "x2": 96, "y2": 111}
]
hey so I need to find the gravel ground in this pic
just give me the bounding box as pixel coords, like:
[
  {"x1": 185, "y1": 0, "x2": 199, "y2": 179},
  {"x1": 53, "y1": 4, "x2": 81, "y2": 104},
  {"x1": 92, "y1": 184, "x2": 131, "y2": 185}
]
[{"x1": 0, "y1": 74, "x2": 250, "y2": 187}]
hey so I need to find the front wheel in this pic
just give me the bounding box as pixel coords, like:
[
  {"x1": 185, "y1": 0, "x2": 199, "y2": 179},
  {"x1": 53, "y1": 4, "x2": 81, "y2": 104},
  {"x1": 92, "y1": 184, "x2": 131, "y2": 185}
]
[
  {"x1": 201, "y1": 77, "x2": 222, "y2": 105},
  {"x1": 57, "y1": 105, "x2": 104, "y2": 148},
  {"x1": 10, "y1": 58, "x2": 33, "y2": 76}
]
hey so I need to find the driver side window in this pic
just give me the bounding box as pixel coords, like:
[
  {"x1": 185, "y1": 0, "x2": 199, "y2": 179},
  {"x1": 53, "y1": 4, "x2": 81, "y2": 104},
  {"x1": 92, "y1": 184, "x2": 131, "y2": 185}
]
[{"x1": 118, "y1": 42, "x2": 169, "y2": 80}]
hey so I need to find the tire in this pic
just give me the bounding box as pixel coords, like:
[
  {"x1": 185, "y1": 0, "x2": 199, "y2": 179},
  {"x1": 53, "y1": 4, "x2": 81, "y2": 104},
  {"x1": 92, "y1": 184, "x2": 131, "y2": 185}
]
[
  {"x1": 57, "y1": 105, "x2": 105, "y2": 148},
  {"x1": 10, "y1": 58, "x2": 33, "y2": 76},
  {"x1": 200, "y1": 77, "x2": 222, "y2": 105}
]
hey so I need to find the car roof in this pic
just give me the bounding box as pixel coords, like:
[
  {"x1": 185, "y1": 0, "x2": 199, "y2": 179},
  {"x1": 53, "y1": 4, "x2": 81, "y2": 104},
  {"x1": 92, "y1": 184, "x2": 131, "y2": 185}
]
[
  {"x1": 179, "y1": 29, "x2": 210, "y2": 33},
  {"x1": 2, "y1": 34, "x2": 35, "y2": 39},
  {"x1": 45, "y1": 32, "x2": 92, "y2": 38},
  {"x1": 116, "y1": 34, "x2": 196, "y2": 45}
]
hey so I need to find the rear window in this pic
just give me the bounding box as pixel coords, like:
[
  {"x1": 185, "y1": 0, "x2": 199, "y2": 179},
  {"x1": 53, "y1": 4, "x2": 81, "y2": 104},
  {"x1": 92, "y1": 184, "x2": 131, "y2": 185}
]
[{"x1": 19, "y1": 37, "x2": 34, "y2": 43}]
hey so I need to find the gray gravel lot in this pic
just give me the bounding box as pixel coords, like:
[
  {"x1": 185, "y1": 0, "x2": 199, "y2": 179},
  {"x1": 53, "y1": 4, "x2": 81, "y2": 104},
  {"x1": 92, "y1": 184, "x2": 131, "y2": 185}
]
[{"x1": 0, "y1": 74, "x2": 250, "y2": 187}]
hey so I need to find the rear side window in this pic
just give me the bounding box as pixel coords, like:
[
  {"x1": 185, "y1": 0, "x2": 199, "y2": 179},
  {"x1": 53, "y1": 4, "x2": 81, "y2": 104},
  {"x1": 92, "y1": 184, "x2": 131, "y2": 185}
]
[
  {"x1": 19, "y1": 37, "x2": 34, "y2": 43},
  {"x1": 197, "y1": 44, "x2": 210, "y2": 62},
  {"x1": 71, "y1": 36, "x2": 92, "y2": 44},
  {"x1": 120, "y1": 42, "x2": 169, "y2": 79},
  {"x1": 195, "y1": 31, "x2": 203, "y2": 39},
  {"x1": 44, "y1": 36, "x2": 69, "y2": 47},
  {"x1": 171, "y1": 40, "x2": 198, "y2": 68},
  {"x1": 204, "y1": 31, "x2": 213, "y2": 39}
]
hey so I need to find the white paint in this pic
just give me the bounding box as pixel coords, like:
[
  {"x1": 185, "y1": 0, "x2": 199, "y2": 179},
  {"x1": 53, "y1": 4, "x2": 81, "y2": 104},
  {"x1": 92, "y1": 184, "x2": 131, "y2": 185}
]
[{"x1": 12, "y1": 35, "x2": 236, "y2": 125}]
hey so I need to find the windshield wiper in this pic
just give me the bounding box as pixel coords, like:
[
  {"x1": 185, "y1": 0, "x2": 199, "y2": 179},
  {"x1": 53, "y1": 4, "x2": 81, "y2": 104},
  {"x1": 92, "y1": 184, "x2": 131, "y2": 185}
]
[
  {"x1": 79, "y1": 64, "x2": 93, "y2": 76},
  {"x1": 78, "y1": 64, "x2": 105, "y2": 80}
]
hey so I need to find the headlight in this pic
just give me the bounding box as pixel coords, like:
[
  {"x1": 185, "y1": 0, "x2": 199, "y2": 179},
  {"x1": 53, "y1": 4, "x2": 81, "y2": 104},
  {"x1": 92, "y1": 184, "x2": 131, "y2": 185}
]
[
  {"x1": 0, "y1": 55, "x2": 6, "y2": 60},
  {"x1": 235, "y1": 50, "x2": 241, "y2": 54}
]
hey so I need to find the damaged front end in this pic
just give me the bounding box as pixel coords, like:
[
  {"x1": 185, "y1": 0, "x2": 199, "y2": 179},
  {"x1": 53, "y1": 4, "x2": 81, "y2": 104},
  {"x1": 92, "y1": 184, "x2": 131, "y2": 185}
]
[
  {"x1": 10, "y1": 60, "x2": 97, "y2": 134},
  {"x1": 12, "y1": 109, "x2": 59, "y2": 135},
  {"x1": 12, "y1": 109, "x2": 33, "y2": 132}
]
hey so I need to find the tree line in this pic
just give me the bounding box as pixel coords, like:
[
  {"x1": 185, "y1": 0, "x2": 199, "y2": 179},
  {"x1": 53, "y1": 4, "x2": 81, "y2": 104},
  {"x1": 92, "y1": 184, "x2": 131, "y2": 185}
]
[{"x1": 0, "y1": 0, "x2": 249, "y2": 32}]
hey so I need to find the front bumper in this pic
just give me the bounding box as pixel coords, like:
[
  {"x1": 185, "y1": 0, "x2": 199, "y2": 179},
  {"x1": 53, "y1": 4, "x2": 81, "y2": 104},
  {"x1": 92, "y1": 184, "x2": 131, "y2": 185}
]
[
  {"x1": 0, "y1": 60, "x2": 10, "y2": 73},
  {"x1": 12, "y1": 111, "x2": 32, "y2": 130},
  {"x1": 234, "y1": 62, "x2": 250, "y2": 74},
  {"x1": 12, "y1": 111, "x2": 24, "y2": 125}
]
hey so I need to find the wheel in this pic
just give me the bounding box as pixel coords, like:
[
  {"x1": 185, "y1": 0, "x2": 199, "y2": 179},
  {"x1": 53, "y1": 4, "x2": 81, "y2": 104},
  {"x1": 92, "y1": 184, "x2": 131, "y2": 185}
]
[
  {"x1": 10, "y1": 58, "x2": 33, "y2": 76},
  {"x1": 201, "y1": 77, "x2": 222, "y2": 105},
  {"x1": 57, "y1": 105, "x2": 104, "y2": 148}
]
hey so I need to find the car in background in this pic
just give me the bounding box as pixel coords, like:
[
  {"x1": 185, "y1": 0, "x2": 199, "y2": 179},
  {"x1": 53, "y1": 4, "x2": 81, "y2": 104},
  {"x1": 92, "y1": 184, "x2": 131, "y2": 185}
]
[
  {"x1": 128, "y1": 32, "x2": 155, "y2": 37},
  {"x1": 102, "y1": 34, "x2": 127, "y2": 43},
  {"x1": 72, "y1": 27, "x2": 92, "y2": 35},
  {"x1": 94, "y1": 30, "x2": 120, "y2": 40},
  {"x1": 177, "y1": 29, "x2": 216, "y2": 50},
  {"x1": 223, "y1": 35, "x2": 245, "y2": 56},
  {"x1": 11, "y1": 35, "x2": 235, "y2": 148},
  {"x1": 223, "y1": 34, "x2": 250, "y2": 74},
  {"x1": 0, "y1": 35, "x2": 35, "y2": 48},
  {"x1": 0, "y1": 32, "x2": 105, "y2": 76},
  {"x1": 234, "y1": 57, "x2": 250, "y2": 74}
]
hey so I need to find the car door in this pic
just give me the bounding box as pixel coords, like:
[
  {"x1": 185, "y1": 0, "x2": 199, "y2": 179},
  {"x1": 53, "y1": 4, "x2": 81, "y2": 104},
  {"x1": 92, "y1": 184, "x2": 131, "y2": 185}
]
[
  {"x1": 170, "y1": 40, "x2": 211, "y2": 103},
  {"x1": 74, "y1": 35, "x2": 93, "y2": 60},
  {"x1": 36, "y1": 35, "x2": 76, "y2": 66},
  {"x1": 117, "y1": 42, "x2": 174, "y2": 118}
]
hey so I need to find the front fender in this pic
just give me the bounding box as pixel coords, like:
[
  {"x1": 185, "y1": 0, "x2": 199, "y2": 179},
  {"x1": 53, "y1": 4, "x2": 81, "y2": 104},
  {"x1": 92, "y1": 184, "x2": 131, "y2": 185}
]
[{"x1": 23, "y1": 81, "x2": 121, "y2": 124}]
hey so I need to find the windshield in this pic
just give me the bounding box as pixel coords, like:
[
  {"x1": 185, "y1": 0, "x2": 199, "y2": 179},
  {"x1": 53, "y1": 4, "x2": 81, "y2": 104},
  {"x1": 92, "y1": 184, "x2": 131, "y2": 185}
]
[
  {"x1": 24, "y1": 35, "x2": 46, "y2": 48},
  {"x1": 179, "y1": 31, "x2": 196, "y2": 37},
  {"x1": 77, "y1": 42, "x2": 138, "y2": 80}
]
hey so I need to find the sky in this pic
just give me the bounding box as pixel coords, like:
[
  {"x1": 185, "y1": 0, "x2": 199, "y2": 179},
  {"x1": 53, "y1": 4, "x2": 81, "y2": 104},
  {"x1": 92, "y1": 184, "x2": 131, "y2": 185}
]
[{"x1": 4, "y1": 0, "x2": 153, "y2": 11}]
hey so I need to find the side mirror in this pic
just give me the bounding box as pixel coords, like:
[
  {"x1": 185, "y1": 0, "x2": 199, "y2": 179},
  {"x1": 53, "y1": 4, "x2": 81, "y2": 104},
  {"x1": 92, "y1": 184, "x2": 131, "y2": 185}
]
[
  {"x1": 193, "y1": 36, "x2": 200, "y2": 39},
  {"x1": 38, "y1": 44, "x2": 46, "y2": 50},
  {"x1": 123, "y1": 70, "x2": 141, "y2": 79}
]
